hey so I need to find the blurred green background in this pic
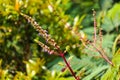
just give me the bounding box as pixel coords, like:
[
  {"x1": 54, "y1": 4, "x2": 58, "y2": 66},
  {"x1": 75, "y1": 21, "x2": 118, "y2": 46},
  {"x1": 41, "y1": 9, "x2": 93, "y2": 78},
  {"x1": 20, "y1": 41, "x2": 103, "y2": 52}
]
[{"x1": 0, "y1": 0, "x2": 120, "y2": 80}]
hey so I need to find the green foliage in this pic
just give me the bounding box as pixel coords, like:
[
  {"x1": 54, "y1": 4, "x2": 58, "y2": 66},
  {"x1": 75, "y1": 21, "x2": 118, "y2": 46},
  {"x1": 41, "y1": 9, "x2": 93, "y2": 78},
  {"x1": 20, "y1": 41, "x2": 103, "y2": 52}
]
[
  {"x1": 47, "y1": 54, "x2": 109, "y2": 79},
  {"x1": 0, "y1": 0, "x2": 120, "y2": 80},
  {"x1": 101, "y1": 3, "x2": 120, "y2": 33},
  {"x1": 112, "y1": 35, "x2": 120, "y2": 54},
  {"x1": 101, "y1": 49, "x2": 120, "y2": 80},
  {"x1": 0, "y1": 58, "x2": 45, "y2": 80}
]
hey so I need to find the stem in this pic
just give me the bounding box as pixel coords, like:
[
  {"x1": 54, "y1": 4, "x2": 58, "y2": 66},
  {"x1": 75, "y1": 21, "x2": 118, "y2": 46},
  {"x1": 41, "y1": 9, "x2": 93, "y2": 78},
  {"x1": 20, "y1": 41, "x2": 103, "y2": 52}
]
[
  {"x1": 59, "y1": 53, "x2": 79, "y2": 80},
  {"x1": 92, "y1": 43, "x2": 113, "y2": 66},
  {"x1": 92, "y1": 9, "x2": 97, "y2": 44}
]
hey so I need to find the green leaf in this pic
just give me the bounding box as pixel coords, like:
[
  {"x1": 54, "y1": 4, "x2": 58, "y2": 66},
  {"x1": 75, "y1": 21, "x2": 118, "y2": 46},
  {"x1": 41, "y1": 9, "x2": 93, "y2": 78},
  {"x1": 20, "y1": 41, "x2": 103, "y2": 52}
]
[
  {"x1": 112, "y1": 34, "x2": 120, "y2": 55},
  {"x1": 101, "y1": 49, "x2": 120, "y2": 80},
  {"x1": 99, "y1": 0, "x2": 113, "y2": 10},
  {"x1": 102, "y1": 3, "x2": 120, "y2": 32},
  {"x1": 112, "y1": 49, "x2": 120, "y2": 67},
  {"x1": 83, "y1": 65, "x2": 109, "y2": 80},
  {"x1": 107, "y1": 3, "x2": 120, "y2": 26},
  {"x1": 101, "y1": 17, "x2": 114, "y2": 32}
]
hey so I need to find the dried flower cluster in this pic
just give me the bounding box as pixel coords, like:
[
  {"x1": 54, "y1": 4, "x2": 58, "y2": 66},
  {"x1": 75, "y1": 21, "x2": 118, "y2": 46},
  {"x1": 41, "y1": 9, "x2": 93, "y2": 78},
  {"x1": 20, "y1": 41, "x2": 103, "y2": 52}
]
[
  {"x1": 20, "y1": 13, "x2": 60, "y2": 55},
  {"x1": 80, "y1": 10, "x2": 113, "y2": 66},
  {"x1": 34, "y1": 40, "x2": 57, "y2": 55}
]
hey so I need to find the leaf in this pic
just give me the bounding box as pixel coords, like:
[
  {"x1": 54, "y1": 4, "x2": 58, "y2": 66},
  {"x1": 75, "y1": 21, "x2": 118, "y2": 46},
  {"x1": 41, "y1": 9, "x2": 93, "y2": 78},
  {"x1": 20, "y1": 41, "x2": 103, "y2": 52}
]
[
  {"x1": 112, "y1": 48, "x2": 120, "y2": 66},
  {"x1": 15, "y1": 0, "x2": 20, "y2": 11},
  {"x1": 24, "y1": 58, "x2": 45, "y2": 78},
  {"x1": 101, "y1": 3, "x2": 120, "y2": 32},
  {"x1": 101, "y1": 17, "x2": 114, "y2": 32},
  {"x1": 83, "y1": 65, "x2": 109, "y2": 80},
  {"x1": 101, "y1": 49, "x2": 120, "y2": 80},
  {"x1": 48, "y1": 55, "x2": 107, "y2": 79},
  {"x1": 107, "y1": 3, "x2": 120, "y2": 26},
  {"x1": 99, "y1": 0, "x2": 113, "y2": 10},
  {"x1": 102, "y1": 34, "x2": 115, "y2": 55},
  {"x1": 112, "y1": 35, "x2": 120, "y2": 55}
]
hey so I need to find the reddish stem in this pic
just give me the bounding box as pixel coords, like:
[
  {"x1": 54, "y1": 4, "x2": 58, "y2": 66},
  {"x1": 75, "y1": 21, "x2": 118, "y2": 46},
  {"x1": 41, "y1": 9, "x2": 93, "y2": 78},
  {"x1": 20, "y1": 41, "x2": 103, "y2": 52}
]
[
  {"x1": 93, "y1": 9, "x2": 97, "y2": 44},
  {"x1": 59, "y1": 53, "x2": 79, "y2": 80}
]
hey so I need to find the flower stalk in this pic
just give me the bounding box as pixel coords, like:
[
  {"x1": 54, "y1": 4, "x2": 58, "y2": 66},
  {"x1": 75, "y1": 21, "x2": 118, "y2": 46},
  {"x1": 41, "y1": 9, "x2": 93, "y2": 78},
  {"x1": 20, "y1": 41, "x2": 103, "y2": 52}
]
[
  {"x1": 79, "y1": 10, "x2": 113, "y2": 66},
  {"x1": 20, "y1": 13, "x2": 79, "y2": 80}
]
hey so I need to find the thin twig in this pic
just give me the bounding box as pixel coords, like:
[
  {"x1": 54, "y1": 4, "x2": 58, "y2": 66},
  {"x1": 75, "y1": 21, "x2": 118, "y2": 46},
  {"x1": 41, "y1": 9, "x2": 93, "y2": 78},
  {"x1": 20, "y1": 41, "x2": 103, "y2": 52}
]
[
  {"x1": 80, "y1": 38, "x2": 96, "y2": 52},
  {"x1": 98, "y1": 28, "x2": 103, "y2": 48},
  {"x1": 92, "y1": 9, "x2": 97, "y2": 44},
  {"x1": 91, "y1": 43, "x2": 113, "y2": 66},
  {"x1": 79, "y1": 10, "x2": 113, "y2": 66}
]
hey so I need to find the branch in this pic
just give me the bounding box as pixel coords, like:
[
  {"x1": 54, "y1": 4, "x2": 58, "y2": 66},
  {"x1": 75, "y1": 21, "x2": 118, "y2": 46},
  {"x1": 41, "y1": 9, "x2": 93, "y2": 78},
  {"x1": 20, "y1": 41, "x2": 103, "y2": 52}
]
[
  {"x1": 91, "y1": 43, "x2": 113, "y2": 66},
  {"x1": 20, "y1": 13, "x2": 80, "y2": 80}
]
